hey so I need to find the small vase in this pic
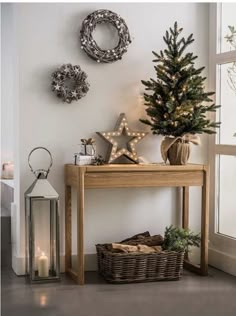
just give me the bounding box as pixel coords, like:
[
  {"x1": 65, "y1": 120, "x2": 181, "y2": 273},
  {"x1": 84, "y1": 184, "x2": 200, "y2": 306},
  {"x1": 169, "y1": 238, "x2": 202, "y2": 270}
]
[{"x1": 167, "y1": 141, "x2": 190, "y2": 165}]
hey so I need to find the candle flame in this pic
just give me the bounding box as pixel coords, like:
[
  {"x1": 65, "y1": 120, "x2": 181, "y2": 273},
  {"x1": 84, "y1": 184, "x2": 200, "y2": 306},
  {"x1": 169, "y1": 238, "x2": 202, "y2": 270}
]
[{"x1": 42, "y1": 252, "x2": 45, "y2": 256}]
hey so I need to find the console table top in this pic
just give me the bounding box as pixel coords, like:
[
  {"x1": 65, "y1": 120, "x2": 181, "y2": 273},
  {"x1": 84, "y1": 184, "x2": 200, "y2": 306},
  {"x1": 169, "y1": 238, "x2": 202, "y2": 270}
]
[{"x1": 65, "y1": 163, "x2": 207, "y2": 173}]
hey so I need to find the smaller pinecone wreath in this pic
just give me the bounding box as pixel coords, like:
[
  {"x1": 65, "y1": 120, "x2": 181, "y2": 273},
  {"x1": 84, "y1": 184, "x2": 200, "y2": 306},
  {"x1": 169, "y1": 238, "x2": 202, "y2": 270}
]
[{"x1": 51, "y1": 64, "x2": 89, "y2": 103}]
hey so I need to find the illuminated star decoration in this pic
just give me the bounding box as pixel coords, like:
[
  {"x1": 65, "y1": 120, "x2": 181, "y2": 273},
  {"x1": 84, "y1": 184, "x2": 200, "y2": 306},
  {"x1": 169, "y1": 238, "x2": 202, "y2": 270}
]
[{"x1": 97, "y1": 113, "x2": 148, "y2": 163}]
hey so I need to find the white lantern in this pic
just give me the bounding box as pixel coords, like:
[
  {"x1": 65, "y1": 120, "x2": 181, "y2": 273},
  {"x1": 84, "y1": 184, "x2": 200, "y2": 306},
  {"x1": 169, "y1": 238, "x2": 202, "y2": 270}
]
[{"x1": 25, "y1": 147, "x2": 60, "y2": 282}]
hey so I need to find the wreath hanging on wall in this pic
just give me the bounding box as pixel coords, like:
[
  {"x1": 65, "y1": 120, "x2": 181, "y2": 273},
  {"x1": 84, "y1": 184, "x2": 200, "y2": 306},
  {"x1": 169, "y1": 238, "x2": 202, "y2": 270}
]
[
  {"x1": 51, "y1": 64, "x2": 89, "y2": 103},
  {"x1": 80, "y1": 9, "x2": 132, "y2": 63}
]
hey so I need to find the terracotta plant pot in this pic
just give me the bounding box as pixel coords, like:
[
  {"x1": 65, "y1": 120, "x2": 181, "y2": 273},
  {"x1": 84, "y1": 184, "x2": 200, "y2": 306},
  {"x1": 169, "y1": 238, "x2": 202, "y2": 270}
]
[{"x1": 167, "y1": 141, "x2": 190, "y2": 165}]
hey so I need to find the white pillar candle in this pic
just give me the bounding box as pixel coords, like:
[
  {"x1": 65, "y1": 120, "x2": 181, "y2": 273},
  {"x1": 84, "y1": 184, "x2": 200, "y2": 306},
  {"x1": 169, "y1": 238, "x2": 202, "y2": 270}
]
[
  {"x1": 2, "y1": 162, "x2": 14, "y2": 179},
  {"x1": 38, "y1": 252, "x2": 49, "y2": 278}
]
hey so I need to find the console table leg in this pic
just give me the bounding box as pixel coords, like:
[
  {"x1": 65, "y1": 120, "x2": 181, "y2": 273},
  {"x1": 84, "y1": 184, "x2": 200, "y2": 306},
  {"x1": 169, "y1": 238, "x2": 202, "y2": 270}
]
[
  {"x1": 65, "y1": 185, "x2": 72, "y2": 272},
  {"x1": 77, "y1": 168, "x2": 85, "y2": 285},
  {"x1": 201, "y1": 168, "x2": 209, "y2": 275},
  {"x1": 182, "y1": 187, "x2": 189, "y2": 260},
  {"x1": 182, "y1": 187, "x2": 189, "y2": 229}
]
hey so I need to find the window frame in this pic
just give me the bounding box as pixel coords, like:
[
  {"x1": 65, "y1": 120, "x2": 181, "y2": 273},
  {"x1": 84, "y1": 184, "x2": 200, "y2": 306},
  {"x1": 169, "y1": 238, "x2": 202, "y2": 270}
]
[{"x1": 209, "y1": 3, "x2": 236, "y2": 257}]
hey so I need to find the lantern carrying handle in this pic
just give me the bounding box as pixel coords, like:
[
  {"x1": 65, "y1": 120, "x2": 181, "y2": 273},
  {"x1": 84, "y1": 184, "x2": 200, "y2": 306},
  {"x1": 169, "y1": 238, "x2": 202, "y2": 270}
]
[{"x1": 28, "y1": 147, "x2": 53, "y2": 178}]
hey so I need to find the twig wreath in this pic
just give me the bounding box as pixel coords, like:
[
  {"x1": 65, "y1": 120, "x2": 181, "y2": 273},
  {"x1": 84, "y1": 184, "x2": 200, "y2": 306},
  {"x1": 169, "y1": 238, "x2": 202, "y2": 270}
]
[
  {"x1": 51, "y1": 64, "x2": 89, "y2": 103},
  {"x1": 80, "y1": 9, "x2": 132, "y2": 63}
]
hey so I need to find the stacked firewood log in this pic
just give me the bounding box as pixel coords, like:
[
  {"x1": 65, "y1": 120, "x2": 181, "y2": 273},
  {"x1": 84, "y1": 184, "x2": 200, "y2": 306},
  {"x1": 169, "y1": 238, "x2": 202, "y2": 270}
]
[{"x1": 109, "y1": 231, "x2": 164, "y2": 254}]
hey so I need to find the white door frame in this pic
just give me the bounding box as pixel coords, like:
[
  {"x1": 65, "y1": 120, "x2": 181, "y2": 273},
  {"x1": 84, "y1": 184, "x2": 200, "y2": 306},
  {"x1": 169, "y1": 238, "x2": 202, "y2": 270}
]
[{"x1": 208, "y1": 3, "x2": 236, "y2": 276}]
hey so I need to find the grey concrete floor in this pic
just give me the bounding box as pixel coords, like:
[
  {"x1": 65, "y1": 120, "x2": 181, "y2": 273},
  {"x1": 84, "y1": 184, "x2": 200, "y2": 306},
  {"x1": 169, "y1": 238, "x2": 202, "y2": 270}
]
[{"x1": 1, "y1": 267, "x2": 236, "y2": 316}]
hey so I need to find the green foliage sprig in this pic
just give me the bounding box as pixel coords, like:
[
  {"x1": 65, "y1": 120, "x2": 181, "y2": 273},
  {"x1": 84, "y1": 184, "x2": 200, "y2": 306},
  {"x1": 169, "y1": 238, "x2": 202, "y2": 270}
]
[
  {"x1": 92, "y1": 155, "x2": 106, "y2": 165},
  {"x1": 162, "y1": 225, "x2": 201, "y2": 252},
  {"x1": 225, "y1": 25, "x2": 236, "y2": 46},
  {"x1": 140, "y1": 22, "x2": 220, "y2": 137}
]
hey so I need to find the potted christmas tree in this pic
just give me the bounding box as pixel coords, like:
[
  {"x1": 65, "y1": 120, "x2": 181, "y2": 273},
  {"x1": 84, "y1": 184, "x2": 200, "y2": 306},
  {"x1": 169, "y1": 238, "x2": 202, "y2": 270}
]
[{"x1": 140, "y1": 22, "x2": 220, "y2": 165}]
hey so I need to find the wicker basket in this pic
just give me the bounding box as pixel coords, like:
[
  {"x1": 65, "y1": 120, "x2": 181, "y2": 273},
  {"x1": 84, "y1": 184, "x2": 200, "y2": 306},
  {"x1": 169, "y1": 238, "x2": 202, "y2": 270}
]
[{"x1": 96, "y1": 244, "x2": 184, "y2": 283}]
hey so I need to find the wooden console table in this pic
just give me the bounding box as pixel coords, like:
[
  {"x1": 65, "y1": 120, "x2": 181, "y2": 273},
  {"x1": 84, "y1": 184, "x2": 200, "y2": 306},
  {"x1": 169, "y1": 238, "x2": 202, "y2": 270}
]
[{"x1": 64, "y1": 163, "x2": 209, "y2": 285}]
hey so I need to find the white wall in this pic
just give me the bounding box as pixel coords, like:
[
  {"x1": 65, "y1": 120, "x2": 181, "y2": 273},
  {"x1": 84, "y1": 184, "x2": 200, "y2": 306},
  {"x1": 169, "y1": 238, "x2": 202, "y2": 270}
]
[
  {"x1": 1, "y1": 4, "x2": 15, "y2": 164},
  {"x1": 9, "y1": 2, "x2": 210, "y2": 273},
  {"x1": 1, "y1": 3, "x2": 21, "y2": 271}
]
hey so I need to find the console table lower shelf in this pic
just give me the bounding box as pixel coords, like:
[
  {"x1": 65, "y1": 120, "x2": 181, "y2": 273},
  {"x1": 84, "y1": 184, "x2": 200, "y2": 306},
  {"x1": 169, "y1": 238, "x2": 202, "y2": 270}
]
[{"x1": 64, "y1": 163, "x2": 209, "y2": 285}]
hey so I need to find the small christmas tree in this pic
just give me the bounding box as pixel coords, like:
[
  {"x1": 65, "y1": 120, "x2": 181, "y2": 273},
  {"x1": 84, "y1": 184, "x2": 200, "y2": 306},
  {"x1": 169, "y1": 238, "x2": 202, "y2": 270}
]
[{"x1": 140, "y1": 22, "x2": 220, "y2": 137}]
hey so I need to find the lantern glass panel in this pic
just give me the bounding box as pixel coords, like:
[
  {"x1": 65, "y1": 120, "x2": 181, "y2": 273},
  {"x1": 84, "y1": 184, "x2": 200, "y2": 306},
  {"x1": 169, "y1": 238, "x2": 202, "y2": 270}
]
[
  {"x1": 25, "y1": 197, "x2": 30, "y2": 275},
  {"x1": 28, "y1": 198, "x2": 59, "y2": 282}
]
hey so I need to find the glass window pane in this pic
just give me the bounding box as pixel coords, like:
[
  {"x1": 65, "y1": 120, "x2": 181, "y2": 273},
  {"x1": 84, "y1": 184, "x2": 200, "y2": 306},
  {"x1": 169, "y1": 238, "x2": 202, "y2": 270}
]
[
  {"x1": 219, "y1": 3, "x2": 236, "y2": 53},
  {"x1": 216, "y1": 62, "x2": 236, "y2": 145},
  {"x1": 216, "y1": 155, "x2": 236, "y2": 239}
]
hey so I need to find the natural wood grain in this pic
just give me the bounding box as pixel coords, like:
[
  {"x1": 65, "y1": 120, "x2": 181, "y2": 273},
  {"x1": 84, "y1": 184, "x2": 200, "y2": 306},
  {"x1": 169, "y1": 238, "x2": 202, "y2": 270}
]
[
  {"x1": 66, "y1": 163, "x2": 205, "y2": 173},
  {"x1": 64, "y1": 163, "x2": 209, "y2": 284},
  {"x1": 201, "y1": 167, "x2": 210, "y2": 275},
  {"x1": 65, "y1": 185, "x2": 72, "y2": 272},
  {"x1": 78, "y1": 167, "x2": 85, "y2": 285},
  {"x1": 182, "y1": 186, "x2": 189, "y2": 261},
  {"x1": 65, "y1": 164, "x2": 78, "y2": 187},
  {"x1": 85, "y1": 163, "x2": 205, "y2": 172},
  {"x1": 84, "y1": 171, "x2": 203, "y2": 188},
  {"x1": 182, "y1": 187, "x2": 189, "y2": 229}
]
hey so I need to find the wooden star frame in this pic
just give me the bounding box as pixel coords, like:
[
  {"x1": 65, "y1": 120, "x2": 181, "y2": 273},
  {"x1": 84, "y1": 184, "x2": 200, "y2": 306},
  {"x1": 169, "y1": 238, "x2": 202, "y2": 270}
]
[{"x1": 97, "y1": 113, "x2": 148, "y2": 163}]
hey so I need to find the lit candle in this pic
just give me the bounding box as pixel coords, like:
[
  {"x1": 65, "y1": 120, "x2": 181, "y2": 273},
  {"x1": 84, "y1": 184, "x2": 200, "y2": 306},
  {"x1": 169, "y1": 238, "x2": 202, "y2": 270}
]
[
  {"x1": 2, "y1": 162, "x2": 14, "y2": 179},
  {"x1": 38, "y1": 252, "x2": 49, "y2": 278}
]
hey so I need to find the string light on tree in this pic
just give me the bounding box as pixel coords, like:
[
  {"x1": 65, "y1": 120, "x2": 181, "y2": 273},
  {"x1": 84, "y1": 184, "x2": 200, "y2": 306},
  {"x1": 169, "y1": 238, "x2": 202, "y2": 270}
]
[{"x1": 140, "y1": 21, "x2": 220, "y2": 138}]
